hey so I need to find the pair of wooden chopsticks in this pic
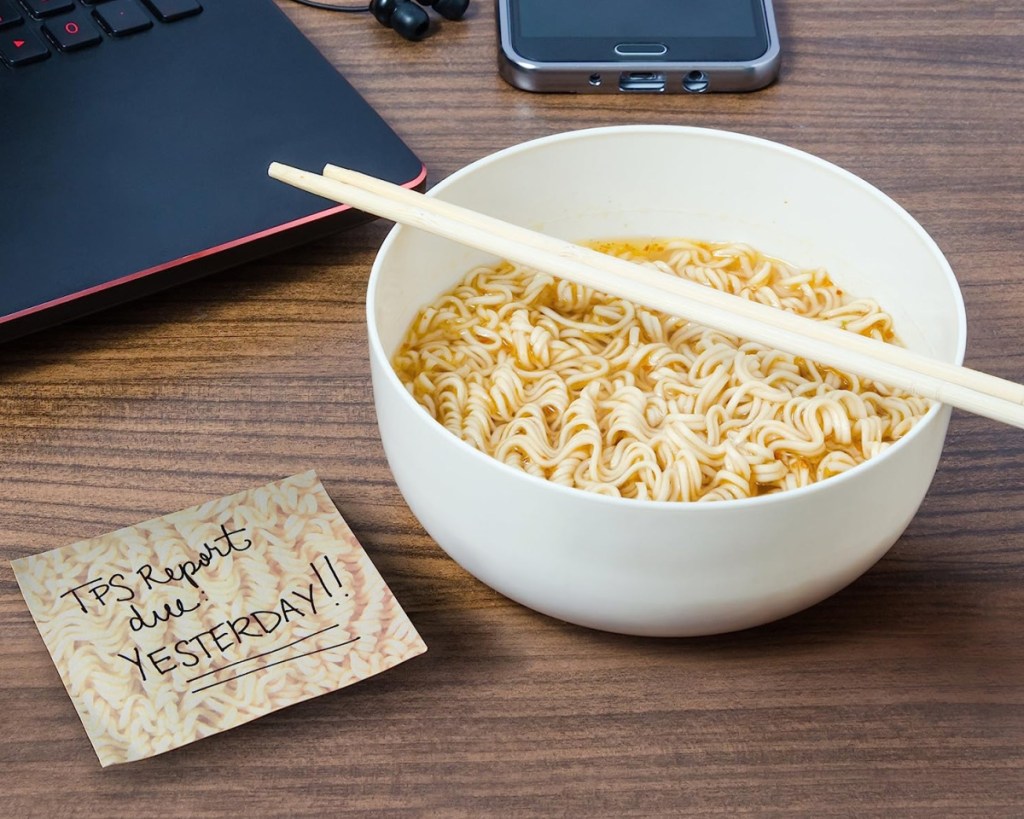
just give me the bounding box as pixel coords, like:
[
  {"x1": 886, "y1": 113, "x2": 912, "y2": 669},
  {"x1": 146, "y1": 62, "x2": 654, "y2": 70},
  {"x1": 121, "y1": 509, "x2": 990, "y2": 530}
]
[{"x1": 268, "y1": 161, "x2": 1024, "y2": 430}]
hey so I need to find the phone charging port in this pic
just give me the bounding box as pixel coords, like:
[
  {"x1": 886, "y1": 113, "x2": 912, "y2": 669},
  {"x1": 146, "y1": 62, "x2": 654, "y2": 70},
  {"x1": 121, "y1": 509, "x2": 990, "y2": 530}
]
[{"x1": 619, "y1": 72, "x2": 666, "y2": 92}]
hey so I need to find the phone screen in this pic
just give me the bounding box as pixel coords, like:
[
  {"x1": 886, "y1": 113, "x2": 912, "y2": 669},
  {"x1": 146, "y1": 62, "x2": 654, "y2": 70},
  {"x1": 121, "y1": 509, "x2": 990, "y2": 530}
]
[{"x1": 509, "y1": 0, "x2": 770, "y2": 62}]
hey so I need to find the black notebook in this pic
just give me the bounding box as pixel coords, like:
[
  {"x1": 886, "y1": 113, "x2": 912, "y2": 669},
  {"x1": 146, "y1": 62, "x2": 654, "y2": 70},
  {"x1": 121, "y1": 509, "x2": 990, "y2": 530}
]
[{"x1": 0, "y1": 0, "x2": 425, "y2": 341}]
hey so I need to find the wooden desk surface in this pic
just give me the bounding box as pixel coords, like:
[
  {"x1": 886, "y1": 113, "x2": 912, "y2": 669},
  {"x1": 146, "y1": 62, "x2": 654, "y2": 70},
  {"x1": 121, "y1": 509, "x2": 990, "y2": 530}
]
[{"x1": 3, "y1": 1, "x2": 1023, "y2": 814}]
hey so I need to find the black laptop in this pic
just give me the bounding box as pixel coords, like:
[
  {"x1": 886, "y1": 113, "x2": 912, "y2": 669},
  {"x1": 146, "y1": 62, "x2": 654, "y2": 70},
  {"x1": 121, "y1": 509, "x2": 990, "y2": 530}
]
[{"x1": 0, "y1": 0, "x2": 425, "y2": 341}]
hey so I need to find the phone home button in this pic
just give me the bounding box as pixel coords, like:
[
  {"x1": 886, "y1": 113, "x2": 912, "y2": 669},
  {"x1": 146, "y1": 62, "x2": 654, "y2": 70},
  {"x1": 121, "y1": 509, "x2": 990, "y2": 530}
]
[{"x1": 614, "y1": 43, "x2": 668, "y2": 57}]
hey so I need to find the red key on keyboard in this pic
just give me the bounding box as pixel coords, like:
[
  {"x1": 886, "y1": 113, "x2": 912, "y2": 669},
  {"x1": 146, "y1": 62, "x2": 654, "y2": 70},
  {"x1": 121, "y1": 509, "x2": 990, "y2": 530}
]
[
  {"x1": 43, "y1": 13, "x2": 102, "y2": 51},
  {"x1": 93, "y1": 0, "x2": 152, "y2": 37},
  {"x1": 0, "y1": 28, "x2": 49, "y2": 66},
  {"x1": 0, "y1": 0, "x2": 24, "y2": 29}
]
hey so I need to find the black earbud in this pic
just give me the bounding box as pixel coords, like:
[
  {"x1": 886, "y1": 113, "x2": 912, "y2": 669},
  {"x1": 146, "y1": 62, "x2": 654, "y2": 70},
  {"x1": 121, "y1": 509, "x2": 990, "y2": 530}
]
[
  {"x1": 418, "y1": 0, "x2": 469, "y2": 21},
  {"x1": 369, "y1": 0, "x2": 468, "y2": 41},
  {"x1": 370, "y1": 0, "x2": 429, "y2": 40}
]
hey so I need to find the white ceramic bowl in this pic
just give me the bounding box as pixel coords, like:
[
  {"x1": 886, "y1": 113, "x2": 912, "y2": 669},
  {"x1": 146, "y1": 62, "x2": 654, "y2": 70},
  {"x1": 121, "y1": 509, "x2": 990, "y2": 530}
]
[{"x1": 367, "y1": 126, "x2": 965, "y2": 637}]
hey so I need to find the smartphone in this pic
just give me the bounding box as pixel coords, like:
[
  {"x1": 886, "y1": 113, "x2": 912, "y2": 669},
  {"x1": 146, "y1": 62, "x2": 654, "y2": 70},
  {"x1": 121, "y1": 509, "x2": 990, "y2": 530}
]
[{"x1": 497, "y1": 0, "x2": 780, "y2": 94}]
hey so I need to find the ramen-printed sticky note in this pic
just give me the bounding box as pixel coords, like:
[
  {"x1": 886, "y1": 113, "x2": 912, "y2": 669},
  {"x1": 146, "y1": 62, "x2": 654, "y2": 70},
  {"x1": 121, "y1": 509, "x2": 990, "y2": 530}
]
[{"x1": 11, "y1": 471, "x2": 427, "y2": 767}]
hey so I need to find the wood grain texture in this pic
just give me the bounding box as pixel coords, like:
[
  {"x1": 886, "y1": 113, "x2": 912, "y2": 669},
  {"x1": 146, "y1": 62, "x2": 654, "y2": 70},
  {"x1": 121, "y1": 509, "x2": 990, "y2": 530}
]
[{"x1": 2, "y1": 1, "x2": 1023, "y2": 815}]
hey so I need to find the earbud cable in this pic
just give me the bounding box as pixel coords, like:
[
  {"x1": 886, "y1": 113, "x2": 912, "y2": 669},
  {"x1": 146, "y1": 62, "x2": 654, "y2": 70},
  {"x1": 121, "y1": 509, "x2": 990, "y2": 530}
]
[{"x1": 288, "y1": 0, "x2": 370, "y2": 12}]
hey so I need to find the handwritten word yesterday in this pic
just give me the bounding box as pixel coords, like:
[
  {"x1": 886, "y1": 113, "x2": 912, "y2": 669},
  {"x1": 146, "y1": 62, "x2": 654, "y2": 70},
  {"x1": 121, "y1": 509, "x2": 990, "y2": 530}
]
[{"x1": 116, "y1": 583, "x2": 323, "y2": 683}]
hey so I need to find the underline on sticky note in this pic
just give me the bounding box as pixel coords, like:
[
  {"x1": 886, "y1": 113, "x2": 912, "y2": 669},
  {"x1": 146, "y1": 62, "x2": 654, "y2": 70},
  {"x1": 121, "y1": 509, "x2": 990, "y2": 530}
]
[
  {"x1": 190, "y1": 637, "x2": 361, "y2": 695},
  {"x1": 186, "y1": 623, "x2": 342, "y2": 684}
]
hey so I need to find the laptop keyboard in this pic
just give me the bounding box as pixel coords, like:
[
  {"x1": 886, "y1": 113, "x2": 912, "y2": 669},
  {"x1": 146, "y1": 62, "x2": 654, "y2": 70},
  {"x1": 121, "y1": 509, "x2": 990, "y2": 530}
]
[{"x1": 0, "y1": 0, "x2": 200, "y2": 66}]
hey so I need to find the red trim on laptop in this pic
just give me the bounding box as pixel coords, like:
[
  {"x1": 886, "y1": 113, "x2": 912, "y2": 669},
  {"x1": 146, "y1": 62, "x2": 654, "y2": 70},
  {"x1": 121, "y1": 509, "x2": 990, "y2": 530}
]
[{"x1": 0, "y1": 164, "x2": 428, "y2": 326}]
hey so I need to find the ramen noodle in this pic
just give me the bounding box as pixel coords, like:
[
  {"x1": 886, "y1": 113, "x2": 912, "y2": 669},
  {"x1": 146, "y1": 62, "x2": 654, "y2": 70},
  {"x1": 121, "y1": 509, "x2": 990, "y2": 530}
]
[{"x1": 393, "y1": 239, "x2": 931, "y2": 502}]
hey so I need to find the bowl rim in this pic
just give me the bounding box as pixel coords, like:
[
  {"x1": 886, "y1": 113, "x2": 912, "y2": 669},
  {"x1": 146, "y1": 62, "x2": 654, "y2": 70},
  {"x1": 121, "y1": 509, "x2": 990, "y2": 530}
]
[{"x1": 367, "y1": 124, "x2": 968, "y2": 511}]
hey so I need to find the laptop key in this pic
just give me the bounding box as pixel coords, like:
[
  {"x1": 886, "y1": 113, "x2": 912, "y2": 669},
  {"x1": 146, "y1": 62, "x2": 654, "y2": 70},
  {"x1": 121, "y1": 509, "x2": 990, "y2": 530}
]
[
  {"x1": 43, "y1": 13, "x2": 102, "y2": 51},
  {"x1": 0, "y1": 28, "x2": 48, "y2": 65},
  {"x1": 21, "y1": 0, "x2": 75, "y2": 18},
  {"x1": 93, "y1": 0, "x2": 152, "y2": 36},
  {"x1": 0, "y1": 0, "x2": 23, "y2": 29},
  {"x1": 141, "y1": 0, "x2": 201, "y2": 23}
]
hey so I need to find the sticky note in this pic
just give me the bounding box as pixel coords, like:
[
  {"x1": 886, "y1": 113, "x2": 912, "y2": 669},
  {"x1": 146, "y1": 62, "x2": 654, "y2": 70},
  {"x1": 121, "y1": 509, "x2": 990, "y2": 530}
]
[{"x1": 12, "y1": 471, "x2": 426, "y2": 766}]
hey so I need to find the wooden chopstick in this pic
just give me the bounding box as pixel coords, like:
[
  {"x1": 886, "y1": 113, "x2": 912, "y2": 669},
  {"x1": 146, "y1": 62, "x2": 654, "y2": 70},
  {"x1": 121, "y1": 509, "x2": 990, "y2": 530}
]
[{"x1": 268, "y1": 161, "x2": 1024, "y2": 430}]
